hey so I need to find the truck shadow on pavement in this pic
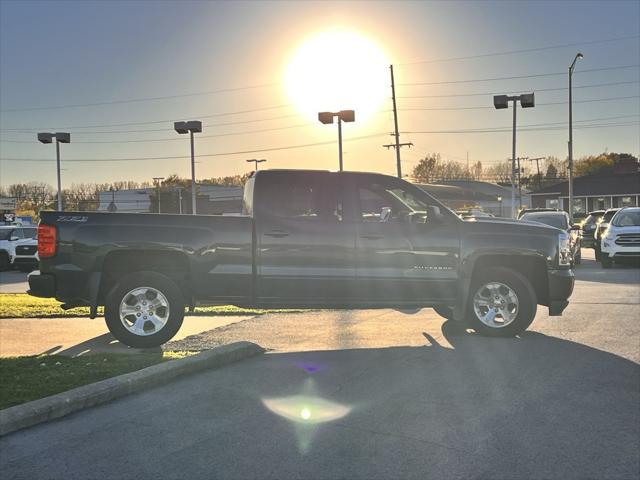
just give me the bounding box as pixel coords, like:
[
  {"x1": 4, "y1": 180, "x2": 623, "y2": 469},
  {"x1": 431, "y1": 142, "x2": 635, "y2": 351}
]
[{"x1": 2, "y1": 320, "x2": 638, "y2": 480}]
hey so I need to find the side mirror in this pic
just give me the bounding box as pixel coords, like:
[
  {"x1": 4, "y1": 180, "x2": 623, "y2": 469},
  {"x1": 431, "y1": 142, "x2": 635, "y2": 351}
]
[
  {"x1": 570, "y1": 225, "x2": 581, "y2": 231},
  {"x1": 9, "y1": 236, "x2": 19, "y2": 241}
]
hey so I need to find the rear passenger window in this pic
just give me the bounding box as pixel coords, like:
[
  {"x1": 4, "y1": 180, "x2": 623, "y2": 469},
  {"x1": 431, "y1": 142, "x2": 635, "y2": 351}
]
[{"x1": 261, "y1": 179, "x2": 322, "y2": 220}]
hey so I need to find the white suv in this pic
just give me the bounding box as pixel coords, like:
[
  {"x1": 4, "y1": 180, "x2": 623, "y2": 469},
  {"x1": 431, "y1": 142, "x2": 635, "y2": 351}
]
[
  {"x1": 600, "y1": 207, "x2": 640, "y2": 268},
  {"x1": 0, "y1": 225, "x2": 38, "y2": 271}
]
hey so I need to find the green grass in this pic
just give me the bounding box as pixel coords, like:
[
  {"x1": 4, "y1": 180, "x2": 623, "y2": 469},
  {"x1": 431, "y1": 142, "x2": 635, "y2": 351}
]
[
  {"x1": 0, "y1": 351, "x2": 190, "y2": 410},
  {"x1": 0, "y1": 293, "x2": 303, "y2": 319}
]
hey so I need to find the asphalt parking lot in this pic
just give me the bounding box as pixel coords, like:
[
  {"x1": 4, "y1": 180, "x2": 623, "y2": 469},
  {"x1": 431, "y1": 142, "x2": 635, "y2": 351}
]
[{"x1": 1, "y1": 249, "x2": 639, "y2": 479}]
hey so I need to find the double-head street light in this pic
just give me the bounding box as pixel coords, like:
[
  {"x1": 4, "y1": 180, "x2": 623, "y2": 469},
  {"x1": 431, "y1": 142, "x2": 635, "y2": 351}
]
[
  {"x1": 37, "y1": 132, "x2": 70, "y2": 211},
  {"x1": 568, "y1": 52, "x2": 583, "y2": 224},
  {"x1": 318, "y1": 110, "x2": 355, "y2": 171},
  {"x1": 493, "y1": 93, "x2": 535, "y2": 218},
  {"x1": 174, "y1": 120, "x2": 202, "y2": 215},
  {"x1": 246, "y1": 158, "x2": 267, "y2": 171}
]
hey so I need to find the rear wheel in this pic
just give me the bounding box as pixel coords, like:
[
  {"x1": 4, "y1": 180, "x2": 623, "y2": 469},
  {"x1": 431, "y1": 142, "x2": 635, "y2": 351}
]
[
  {"x1": 105, "y1": 271, "x2": 185, "y2": 348},
  {"x1": 466, "y1": 267, "x2": 537, "y2": 337}
]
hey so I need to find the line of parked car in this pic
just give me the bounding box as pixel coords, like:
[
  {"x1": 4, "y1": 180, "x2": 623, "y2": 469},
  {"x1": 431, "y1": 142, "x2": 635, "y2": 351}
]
[
  {"x1": 515, "y1": 207, "x2": 640, "y2": 269},
  {"x1": 0, "y1": 225, "x2": 39, "y2": 272}
]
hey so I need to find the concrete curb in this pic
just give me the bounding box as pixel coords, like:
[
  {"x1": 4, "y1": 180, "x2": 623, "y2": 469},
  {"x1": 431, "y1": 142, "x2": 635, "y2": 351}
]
[{"x1": 0, "y1": 341, "x2": 265, "y2": 437}]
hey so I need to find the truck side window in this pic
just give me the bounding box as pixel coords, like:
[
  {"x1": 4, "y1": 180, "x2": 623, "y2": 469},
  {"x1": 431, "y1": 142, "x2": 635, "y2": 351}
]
[
  {"x1": 262, "y1": 179, "x2": 323, "y2": 220},
  {"x1": 358, "y1": 183, "x2": 430, "y2": 224}
]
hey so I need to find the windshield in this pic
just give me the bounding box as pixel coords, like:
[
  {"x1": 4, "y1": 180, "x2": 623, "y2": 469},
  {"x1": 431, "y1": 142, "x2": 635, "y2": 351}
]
[
  {"x1": 0, "y1": 229, "x2": 15, "y2": 240},
  {"x1": 612, "y1": 209, "x2": 640, "y2": 227},
  {"x1": 602, "y1": 210, "x2": 618, "y2": 223},
  {"x1": 584, "y1": 213, "x2": 603, "y2": 226},
  {"x1": 522, "y1": 214, "x2": 568, "y2": 229}
]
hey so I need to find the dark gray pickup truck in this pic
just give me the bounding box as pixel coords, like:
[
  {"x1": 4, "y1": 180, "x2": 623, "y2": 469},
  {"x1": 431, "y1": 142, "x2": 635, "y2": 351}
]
[{"x1": 29, "y1": 169, "x2": 574, "y2": 347}]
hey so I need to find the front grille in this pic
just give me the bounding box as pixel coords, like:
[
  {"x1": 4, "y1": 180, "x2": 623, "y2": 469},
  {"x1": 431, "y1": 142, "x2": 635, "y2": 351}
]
[
  {"x1": 16, "y1": 245, "x2": 37, "y2": 255},
  {"x1": 615, "y1": 233, "x2": 640, "y2": 247}
]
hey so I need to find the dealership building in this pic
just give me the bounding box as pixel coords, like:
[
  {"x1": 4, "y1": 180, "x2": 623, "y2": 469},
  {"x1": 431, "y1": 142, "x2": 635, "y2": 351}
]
[{"x1": 530, "y1": 159, "x2": 640, "y2": 215}]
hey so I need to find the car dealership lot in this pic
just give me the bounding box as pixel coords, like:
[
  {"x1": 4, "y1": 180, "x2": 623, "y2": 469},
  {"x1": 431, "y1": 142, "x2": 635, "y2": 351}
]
[{"x1": 1, "y1": 249, "x2": 639, "y2": 479}]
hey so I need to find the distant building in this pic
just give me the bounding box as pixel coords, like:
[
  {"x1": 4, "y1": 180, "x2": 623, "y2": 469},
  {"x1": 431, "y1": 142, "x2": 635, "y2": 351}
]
[
  {"x1": 530, "y1": 159, "x2": 640, "y2": 214},
  {"x1": 97, "y1": 189, "x2": 152, "y2": 213},
  {"x1": 417, "y1": 180, "x2": 531, "y2": 216},
  {"x1": 97, "y1": 184, "x2": 243, "y2": 214}
]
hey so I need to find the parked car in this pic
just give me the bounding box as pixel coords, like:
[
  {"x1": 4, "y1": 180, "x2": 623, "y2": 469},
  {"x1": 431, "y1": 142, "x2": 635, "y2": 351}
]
[
  {"x1": 11, "y1": 236, "x2": 38, "y2": 272},
  {"x1": 600, "y1": 207, "x2": 640, "y2": 268},
  {"x1": 520, "y1": 211, "x2": 581, "y2": 266},
  {"x1": 0, "y1": 225, "x2": 37, "y2": 271},
  {"x1": 580, "y1": 210, "x2": 605, "y2": 249},
  {"x1": 517, "y1": 208, "x2": 559, "y2": 219},
  {"x1": 594, "y1": 208, "x2": 621, "y2": 260},
  {"x1": 29, "y1": 170, "x2": 574, "y2": 347}
]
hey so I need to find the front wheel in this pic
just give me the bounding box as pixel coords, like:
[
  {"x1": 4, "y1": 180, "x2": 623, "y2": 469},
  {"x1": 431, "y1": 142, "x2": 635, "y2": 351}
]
[
  {"x1": 466, "y1": 267, "x2": 537, "y2": 337},
  {"x1": 105, "y1": 271, "x2": 185, "y2": 348}
]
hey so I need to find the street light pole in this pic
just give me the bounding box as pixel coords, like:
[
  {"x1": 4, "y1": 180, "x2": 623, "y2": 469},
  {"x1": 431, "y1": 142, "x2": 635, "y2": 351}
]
[
  {"x1": 318, "y1": 110, "x2": 355, "y2": 171},
  {"x1": 174, "y1": 120, "x2": 202, "y2": 215},
  {"x1": 190, "y1": 130, "x2": 196, "y2": 215},
  {"x1": 246, "y1": 159, "x2": 267, "y2": 171},
  {"x1": 38, "y1": 132, "x2": 70, "y2": 211},
  {"x1": 568, "y1": 52, "x2": 583, "y2": 224},
  {"x1": 55, "y1": 139, "x2": 62, "y2": 211},
  {"x1": 493, "y1": 93, "x2": 535, "y2": 218},
  {"x1": 337, "y1": 117, "x2": 343, "y2": 172},
  {"x1": 153, "y1": 177, "x2": 164, "y2": 214}
]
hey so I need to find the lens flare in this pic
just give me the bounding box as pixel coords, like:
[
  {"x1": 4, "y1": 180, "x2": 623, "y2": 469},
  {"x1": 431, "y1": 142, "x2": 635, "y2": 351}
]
[{"x1": 262, "y1": 395, "x2": 351, "y2": 425}]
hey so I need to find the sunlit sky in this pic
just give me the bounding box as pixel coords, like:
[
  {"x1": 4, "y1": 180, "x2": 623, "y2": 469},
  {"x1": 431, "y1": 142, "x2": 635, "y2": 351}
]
[{"x1": 0, "y1": 0, "x2": 638, "y2": 188}]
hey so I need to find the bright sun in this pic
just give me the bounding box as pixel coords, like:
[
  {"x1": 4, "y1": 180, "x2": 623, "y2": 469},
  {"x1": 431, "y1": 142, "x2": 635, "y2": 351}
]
[{"x1": 285, "y1": 30, "x2": 390, "y2": 123}]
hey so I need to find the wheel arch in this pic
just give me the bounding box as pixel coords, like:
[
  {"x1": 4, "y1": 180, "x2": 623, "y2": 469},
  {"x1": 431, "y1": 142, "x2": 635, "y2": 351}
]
[{"x1": 98, "y1": 250, "x2": 191, "y2": 307}]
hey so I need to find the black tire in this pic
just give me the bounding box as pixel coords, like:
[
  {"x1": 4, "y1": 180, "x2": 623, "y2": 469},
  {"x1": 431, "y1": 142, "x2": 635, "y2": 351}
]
[
  {"x1": 105, "y1": 271, "x2": 185, "y2": 348},
  {"x1": 433, "y1": 305, "x2": 454, "y2": 320},
  {"x1": 466, "y1": 267, "x2": 537, "y2": 337},
  {"x1": 0, "y1": 252, "x2": 9, "y2": 272},
  {"x1": 594, "y1": 243, "x2": 601, "y2": 261},
  {"x1": 601, "y1": 255, "x2": 613, "y2": 269}
]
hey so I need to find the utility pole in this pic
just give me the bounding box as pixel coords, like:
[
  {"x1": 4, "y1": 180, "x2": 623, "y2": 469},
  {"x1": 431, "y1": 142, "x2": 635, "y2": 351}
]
[
  {"x1": 528, "y1": 156, "x2": 545, "y2": 189},
  {"x1": 385, "y1": 64, "x2": 413, "y2": 178},
  {"x1": 516, "y1": 157, "x2": 528, "y2": 210}
]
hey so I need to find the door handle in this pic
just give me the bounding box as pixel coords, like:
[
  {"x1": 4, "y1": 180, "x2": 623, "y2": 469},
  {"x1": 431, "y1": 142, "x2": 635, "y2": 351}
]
[
  {"x1": 264, "y1": 230, "x2": 290, "y2": 238},
  {"x1": 360, "y1": 234, "x2": 383, "y2": 240}
]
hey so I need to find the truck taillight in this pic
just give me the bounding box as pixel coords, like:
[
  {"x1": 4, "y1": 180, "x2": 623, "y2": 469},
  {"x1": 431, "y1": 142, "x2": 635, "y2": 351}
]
[{"x1": 38, "y1": 224, "x2": 57, "y2": 258}]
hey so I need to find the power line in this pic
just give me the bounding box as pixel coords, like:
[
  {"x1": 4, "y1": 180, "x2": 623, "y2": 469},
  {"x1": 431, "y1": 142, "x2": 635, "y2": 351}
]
[
  {"x1": 3, "y1": 114, "x2": 636, "y2": 145},
  {"x1": 0, "y1": 133, "x2": 389, "y2": 163},
  {"x1": 0, "y1": 113, "x2": 304, "y2": 134},
  {"x1": 402, "y1": 121, "x2": 639, "y2": 135},
  {"x1": 2, "y1": 35, "x2": 637, "y2": 113},
  {"x1": 0, "y1": 122, "x2": 313, "y2": 144},
  {"x1": 396, "y1": 80, "x2": 639, "y2": 99},
  {"x1": 399, "y1": 95, "x2": 639, "y2": 112},
  {"x1": 397, "y1": 34, "x2": 640, "y2": 66},
  {"x1": 0, "y1": 82, "x2": 281, "y2": 113},
  {"x1": 398, "y1": 64, "x2": 640, "y2": 87}
]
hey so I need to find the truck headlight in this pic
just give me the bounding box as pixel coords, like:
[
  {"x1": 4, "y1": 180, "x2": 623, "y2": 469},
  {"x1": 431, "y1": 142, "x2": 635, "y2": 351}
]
[{"x1": 558, "y1": 232, "x2": 571, "y2": 266}]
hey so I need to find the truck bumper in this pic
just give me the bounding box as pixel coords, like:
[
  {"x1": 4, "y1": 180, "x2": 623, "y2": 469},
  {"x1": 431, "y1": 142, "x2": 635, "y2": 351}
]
[
  {"x1": 27, "y1": 271, "x2": 56, "y2": 298},
  {"x1": 547, "y1": 268, "x2": 574, "y2": 316}
]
